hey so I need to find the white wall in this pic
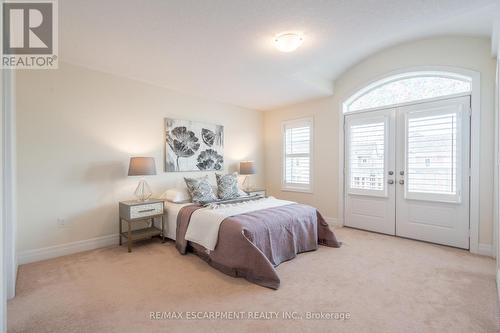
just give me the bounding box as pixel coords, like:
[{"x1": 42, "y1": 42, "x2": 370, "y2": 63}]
[
  {"x1": 16, "y1": 62, "x2": 264, "y2": 253},
  {"x1": 265, "y1": 37, "x2": 496, "y2": 247}
]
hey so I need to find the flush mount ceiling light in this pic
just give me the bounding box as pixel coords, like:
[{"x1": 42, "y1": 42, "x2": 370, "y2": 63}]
[{"x1": 274, "y1": 32, "x2": 304, "y2": 52}]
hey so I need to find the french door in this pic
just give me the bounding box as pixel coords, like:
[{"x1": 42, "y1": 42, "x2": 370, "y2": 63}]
[{"x1": 344, "y1": 96, "x2": 470, "y2": 249}]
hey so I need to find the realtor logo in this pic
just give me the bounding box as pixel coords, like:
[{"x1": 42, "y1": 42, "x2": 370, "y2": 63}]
[{"x1": 2, "y1": 0, "x2": 58, "y2": 69}]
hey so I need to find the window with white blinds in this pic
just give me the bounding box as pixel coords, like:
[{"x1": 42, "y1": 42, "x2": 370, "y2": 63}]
[
  {"x1": 347, "y1": 118, "x2": 386, "y2": 194},
  {"x1": 406, "y1": 111, "x2": 461, "y2": 202},
  {"x1": 282, "y1": 118, "x2": 312, "y2": 191}
]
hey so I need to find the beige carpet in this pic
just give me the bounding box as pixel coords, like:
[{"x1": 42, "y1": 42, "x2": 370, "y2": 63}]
[{"x1": 8, "y1": 228, "x2": 499, "y2": 333}]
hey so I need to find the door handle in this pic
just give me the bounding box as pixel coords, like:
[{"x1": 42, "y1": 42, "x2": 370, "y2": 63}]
[
  {"x1": 388, "y1": 171, "x2": 394, "y2": 175},
  {"x1": 399, "y1": 179, "x2": 404, "y2": 185},
  {"x1": 387, "y1": 179, "x2": 394, "y2": 184}
]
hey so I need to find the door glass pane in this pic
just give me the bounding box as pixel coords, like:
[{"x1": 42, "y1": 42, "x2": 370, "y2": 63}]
[
  {"x1": 407, "y1": 113, "x2": 457, "y2": 196},
  {"x1": 349, "y1": 121, "x2": 385, "y2": 191}
]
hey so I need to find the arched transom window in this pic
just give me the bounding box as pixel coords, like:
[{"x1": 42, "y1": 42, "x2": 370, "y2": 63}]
[{"x1": 345, "y1": 72, "x2": 472, "y2": 113}]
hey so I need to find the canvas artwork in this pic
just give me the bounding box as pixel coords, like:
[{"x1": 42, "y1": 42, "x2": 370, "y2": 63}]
[{"x1": 165, "y1": 118, "x2": 224, "y2": 172}]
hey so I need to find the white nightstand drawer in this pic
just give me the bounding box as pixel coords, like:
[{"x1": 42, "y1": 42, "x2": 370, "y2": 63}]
[{"x1": 130, "y1": 202, "x2": 164, "y2": 219}]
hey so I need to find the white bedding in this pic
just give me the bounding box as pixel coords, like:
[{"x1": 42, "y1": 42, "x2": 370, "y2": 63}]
[
  {"x1": 185, "y1": 197, "x2": 294, "y2": 251},
  {"x1": 153, "y1": 201, "x2": 191, "y2": 240}
]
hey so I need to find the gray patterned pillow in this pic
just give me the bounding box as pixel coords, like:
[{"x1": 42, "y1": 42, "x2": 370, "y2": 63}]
[
  {"x1": 215, "y1": 172, "x2": 240, "y2": 200},
  {"x1": 184, "y1": 176, "x2": 217, "y2": 204}
]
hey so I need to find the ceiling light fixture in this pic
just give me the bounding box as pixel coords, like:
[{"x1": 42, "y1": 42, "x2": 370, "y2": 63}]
[{"x1": 274, "y1": 32, "x2": 304, "y2": 52}]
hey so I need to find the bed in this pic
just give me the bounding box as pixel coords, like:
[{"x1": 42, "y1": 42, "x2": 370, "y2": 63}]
[
  {"x1": 157, "y1": 196, "x2": 341, "y2": 289},
  {"x1": 154, "y1": 201, "x2": 191, "y2": 240}
]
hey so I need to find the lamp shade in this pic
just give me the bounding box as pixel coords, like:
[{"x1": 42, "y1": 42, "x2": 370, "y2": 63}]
[
  {"x1": 239, "y1": 161, "x2": 256, "y2": 175},
  {"x1": 128, "y1": 157, "x2": 156, "y2": 176}
]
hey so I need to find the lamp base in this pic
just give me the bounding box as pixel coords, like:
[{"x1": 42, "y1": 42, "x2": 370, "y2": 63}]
[
  {"x1": 242, "y1": 175, "x2": 252, "y2": 191},
  {"x1": 134, "y1": 179, "x2": 152, "y2": 202}
]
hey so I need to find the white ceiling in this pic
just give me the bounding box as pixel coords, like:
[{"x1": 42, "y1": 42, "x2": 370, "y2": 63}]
[{"x1": 61, "y1": 0, "x2": 498, "y2": 110}]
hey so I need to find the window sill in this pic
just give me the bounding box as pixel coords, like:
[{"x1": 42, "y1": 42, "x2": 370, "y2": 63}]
[{"x1": 281, "y1": 187, "x2": 313, "y2": 194}]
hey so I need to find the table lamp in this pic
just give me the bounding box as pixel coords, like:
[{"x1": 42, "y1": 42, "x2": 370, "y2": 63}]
[
  {"x1": 128, "y1": 157, "x2": 156, "y2": 201},
  {"x1": 239, "y1": 161, "x2": 256, "y2": 191}
]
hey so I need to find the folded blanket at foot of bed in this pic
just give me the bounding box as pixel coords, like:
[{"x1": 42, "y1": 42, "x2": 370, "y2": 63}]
[{"x1": 176, "y1": 203, "x2": 341, "y2": 289}]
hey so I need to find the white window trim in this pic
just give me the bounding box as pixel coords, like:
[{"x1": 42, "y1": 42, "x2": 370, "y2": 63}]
[
  {"x1": 337, "y1": 66, "x2": 482, "y2": 255},
  {"x1": 281, "y1": 117, "x2": 314, "y2": 193}
]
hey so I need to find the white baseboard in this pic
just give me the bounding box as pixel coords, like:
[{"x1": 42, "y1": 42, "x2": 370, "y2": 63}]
[
  {"x1": 476, "y1": 243, "x2": 494, "y2": 257},
  {"x1": 325, "y1": 217, "x2": 342, "y2": 228},
  {"x1": 18, "y1": 234, "x2": 119, "y2": 265}
]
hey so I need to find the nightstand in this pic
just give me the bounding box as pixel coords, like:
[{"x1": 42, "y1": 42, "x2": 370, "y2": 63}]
[
  {"x1": 119, "y1": 199, "x2": 165, "y2": 252},
  {"x1": 244, "y1": 188, "x2": 266, "y2": 197}
]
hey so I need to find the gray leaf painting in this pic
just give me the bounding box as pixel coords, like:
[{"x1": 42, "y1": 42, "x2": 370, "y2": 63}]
[{"x1": 165, "y1": 118, "x2": 224, "y2": 172}]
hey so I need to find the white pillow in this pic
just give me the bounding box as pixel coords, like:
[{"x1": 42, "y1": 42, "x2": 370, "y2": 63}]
[{"x1": 160, "y1": 188, "x2": 191, "y2": 203}]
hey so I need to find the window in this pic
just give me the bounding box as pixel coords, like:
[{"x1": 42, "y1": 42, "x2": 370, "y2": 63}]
[
  {"x1": 282, "y1": 118, "x2": 313, "y2": 191},
  {"x1": 347, "y1": 118, "x2": 386, "y2": 194},
  {"x1": 406, "y1": 109, "x2": 462, "y2": 202},
  {"x1": 346, "y1": 73, "x2": 471, "y2": 113}
]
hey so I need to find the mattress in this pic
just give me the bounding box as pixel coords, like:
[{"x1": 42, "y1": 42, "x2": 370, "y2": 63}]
[{"x1": 153, "y1": 201, "x2": 191, "y2": 240}]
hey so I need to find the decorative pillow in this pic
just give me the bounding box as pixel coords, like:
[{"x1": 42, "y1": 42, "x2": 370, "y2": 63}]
[
  {"x1": 159, "y1": 188, "x2": 191, "y2": 203},
  {"x1": 215, "y1": 172, "x2": 240, "y2": 200},
  {"x1": 184, "y1": 176, "x2": 217, "y2": 204}
]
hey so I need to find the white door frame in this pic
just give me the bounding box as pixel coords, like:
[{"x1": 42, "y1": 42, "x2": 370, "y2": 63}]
[
  {"x1": 337, "y1": 66, "x2": 481, "y2": 254},
  {"x1": 2, "y1": 69, "x2": 16, "y2": 300},
  {"x1": 0, "y1": 66, "x2": 17, "y2": 333}
]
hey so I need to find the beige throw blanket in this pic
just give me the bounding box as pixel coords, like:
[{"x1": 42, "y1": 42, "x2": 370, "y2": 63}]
[{"x1": 185, "y1": 197, "x2": 295, "y2": 251}]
